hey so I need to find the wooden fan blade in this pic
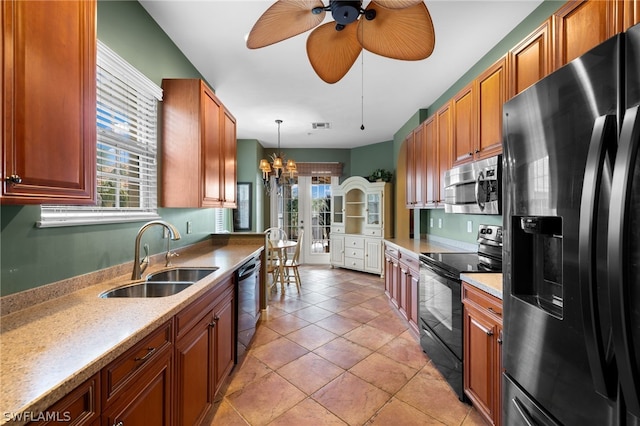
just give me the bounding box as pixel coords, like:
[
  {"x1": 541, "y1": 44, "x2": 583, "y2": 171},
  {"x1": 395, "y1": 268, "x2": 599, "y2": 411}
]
[
  {"x1": 247, "y1": 0, "x2": 325, "y2": 49},
  {"x1": 307, "y1": 22, "x2": 362, "y2": 84},
  {"x1": 371, "y1": 0, "x2": 424, "y2": 10},
  {"x1": 358, "y1": 2, "x2": 435, "y2": 60}
]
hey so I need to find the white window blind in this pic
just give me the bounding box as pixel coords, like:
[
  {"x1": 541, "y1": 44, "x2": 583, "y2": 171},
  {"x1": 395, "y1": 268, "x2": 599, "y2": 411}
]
[{"x1": 39, "y1": 41, "x2": 162, "y2": 227}]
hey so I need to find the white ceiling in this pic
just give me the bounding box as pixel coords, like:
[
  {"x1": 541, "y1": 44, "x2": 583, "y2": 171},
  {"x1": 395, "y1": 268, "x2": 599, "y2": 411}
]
[{"x1": 139, "y1": 0, "x2": 543, "y2": 149}]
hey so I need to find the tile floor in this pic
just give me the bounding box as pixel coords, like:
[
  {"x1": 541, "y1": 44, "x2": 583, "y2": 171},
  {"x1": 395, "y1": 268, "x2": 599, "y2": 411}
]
[{"x1": 207, "y1": 265, "x2": 486, "y2": 426}]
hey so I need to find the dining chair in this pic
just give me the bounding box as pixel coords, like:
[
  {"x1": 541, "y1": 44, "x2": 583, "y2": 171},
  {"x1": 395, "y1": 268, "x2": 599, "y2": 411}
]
[
  {"x1": 264, "y1": 227, "x2": 287, "y2": 291},
  {"x1": 282, "y1": 229, "x2": 304, "y2": 292}
]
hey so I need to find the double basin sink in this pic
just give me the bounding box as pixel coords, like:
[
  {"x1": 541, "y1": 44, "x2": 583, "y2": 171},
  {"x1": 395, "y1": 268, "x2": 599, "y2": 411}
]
[{"x1": 100, "y1": 267, "x2": 218, "y2": 298}]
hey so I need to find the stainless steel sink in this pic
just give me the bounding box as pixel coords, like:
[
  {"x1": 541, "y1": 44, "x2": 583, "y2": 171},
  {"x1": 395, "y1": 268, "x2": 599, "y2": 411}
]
[
  {"x1": 100, "y1": 281, "x2": 194, "y2": 298},
  {"x1": 100, "y1": 267, "x2": 219, "y2": 298},
  {"x1": 145, "y1": 267, "x2": 218, "y2": 283}
]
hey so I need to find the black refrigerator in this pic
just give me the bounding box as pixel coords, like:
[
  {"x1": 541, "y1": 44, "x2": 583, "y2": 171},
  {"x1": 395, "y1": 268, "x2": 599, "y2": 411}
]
[{"x1": 502, "y1": 23, "x2": 640, "y2": 426}]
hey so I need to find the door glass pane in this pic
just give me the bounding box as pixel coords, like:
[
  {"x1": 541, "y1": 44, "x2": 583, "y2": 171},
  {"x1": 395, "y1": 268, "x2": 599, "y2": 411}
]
[
  {"x1": 281, "y1": 178, "x2": 299, "y2": 244},
  {"x1": 310, "y1": 175, "x2": 331, "y2": 254},
  {"x1": 367, "y1": 193, "x2": 381, "y2": 225}
]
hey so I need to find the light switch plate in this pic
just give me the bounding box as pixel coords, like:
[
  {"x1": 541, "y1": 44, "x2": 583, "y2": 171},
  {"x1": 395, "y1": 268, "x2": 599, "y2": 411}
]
[
  {"x1": 438, "y1": 218, "x2": 442, "y2": 229},
  {"x1": 467, "y1": 220, "x2": 473, "y2": 233},
  {"x1": 186, "y1": 221, "x2": 192, "y2": 234}
]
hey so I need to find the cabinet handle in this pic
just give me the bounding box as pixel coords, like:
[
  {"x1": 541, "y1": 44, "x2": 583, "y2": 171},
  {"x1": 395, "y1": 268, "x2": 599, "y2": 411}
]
[
  {"x1": 475, "y1": 149, "x2": 480, "y2": 154},
  {"x1": 134, "y1": 347, "x2": 156, "y2": 363},
  {"x1": 468, "y1": 152, "x2": 473, "y2": 156},
  {"x1": 214, "y1": 315, "x2": 220, "y2": 321},
  {"x1": 497, "y1": 330, "x2": 503, "y2": 344},
  {"x1": 209, "y1": 322, "x2": 216, "y2": 328},
  {"x1": 113, "y1": 421, "x2": 124, "y2": 426},
  {"x1": 4, "y1": 175, "x2": 22, "y2": 184},
  {"x1": 487, "y1": 307, "x2": 501, "y2": 317},
  {"x1": 486, "y1": 330, "x2": 494, "y2": 337}
]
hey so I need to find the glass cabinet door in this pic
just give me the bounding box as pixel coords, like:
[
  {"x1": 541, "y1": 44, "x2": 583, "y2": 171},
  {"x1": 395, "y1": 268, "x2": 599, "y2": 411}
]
[
  {"x1": 333, "y1": 194, "x2": 344, "y2": 225},
  {"x1": 367, "y1": 193, "x2": 381, "y2": 225}
]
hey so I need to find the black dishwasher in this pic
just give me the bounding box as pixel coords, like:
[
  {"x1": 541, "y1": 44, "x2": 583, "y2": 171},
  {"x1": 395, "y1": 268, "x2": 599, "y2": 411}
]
[{"x1": 235, "y1": 254, "x2": 261, "y2": 363}]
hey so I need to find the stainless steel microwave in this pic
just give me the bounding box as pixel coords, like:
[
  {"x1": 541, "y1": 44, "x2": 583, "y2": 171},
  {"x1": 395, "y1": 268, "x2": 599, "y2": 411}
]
[{"x1": 443, "y1": 154, "x2": 501, "y2": 215}]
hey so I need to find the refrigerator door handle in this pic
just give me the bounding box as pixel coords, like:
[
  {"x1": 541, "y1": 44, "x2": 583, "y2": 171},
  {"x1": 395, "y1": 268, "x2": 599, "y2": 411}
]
[
  {"x1": 579, "y1": 114, "x2": 617, "y2": 397},
  {"x1": 609, "y1": 105, "x2": 640, "y2": 417}
]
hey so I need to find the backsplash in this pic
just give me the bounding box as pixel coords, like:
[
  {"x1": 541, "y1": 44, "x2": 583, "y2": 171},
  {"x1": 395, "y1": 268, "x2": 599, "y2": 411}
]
[{"x1": 420, "y1": 209, "x2": 503, "y2": 244}]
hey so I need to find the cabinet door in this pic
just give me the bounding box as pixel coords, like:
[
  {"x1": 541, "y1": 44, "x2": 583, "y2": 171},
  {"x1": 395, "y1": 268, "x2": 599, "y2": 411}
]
[
  {"x1": 476, "y1": 57, "x2": 506, "y2": 160},
  {"x1": 175, "y1": 314, "x2": 214, "y2": 426},
  {"x1": 364, "y1": 238, "x2": 382, "y2": 275},
  {"x1": 554, "y1": 0, "x2": 620, "y2": 69},
  {"x1": 330, "y1": 235, "x2": 345, "y2": 266},
  {"x1": 405, "y1": 131, "x2": 417, "y2": 208},
  {"x1": 384, "y1": 249, "x2": 397, "y2": 297},
  {"x1": 452, "y1": 83, "x2": 475, "y2": 166},
  {"x1": 28, "y1": 375, "x2": 100, "y2": 426},
  {"x1": 222, "y1": 107, "x2": 237, "y2": 208},
  {"x1": 623, "y1": 0, "x2": 640, "y2": 30},
  {"x1": 436, "y1": 102, "x2": 452, "y2": 204},
  {"x1": 202, "y1": 85, "x2": 223, "y2": 206},
  {"x1": 508, "y1": 18, "x2": 552, "y2": 98},
  {"x1": 398, "y1": 263, "x2": 409, "y2": 320},
  {"x1": 423, "y1": 116, "x2": 437, "y2": 206},
  {"x1": 332, "y1": 193, "x2": 344, "y2": 227},
  {"x1": 407, "y1": 267, "x2": 419, "y2": 335},
  {"x1": 213, "y1": 291, "x2": 235, "y2": 395},
  {"x1": 102, "y1": 351, "x2": 172, "y2": 426},
  {"x1": 463, "y1": 304, "x2": 498, "y2": 424},
  {"x1": 2, "y1": 0, "x2": 96, "y2": 205}
]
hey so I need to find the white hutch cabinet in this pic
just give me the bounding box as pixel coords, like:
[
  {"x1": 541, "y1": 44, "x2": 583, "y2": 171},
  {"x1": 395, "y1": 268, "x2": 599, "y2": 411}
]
[{"x1": 329, "y1": 176, "x2": 392, "y2": 275}]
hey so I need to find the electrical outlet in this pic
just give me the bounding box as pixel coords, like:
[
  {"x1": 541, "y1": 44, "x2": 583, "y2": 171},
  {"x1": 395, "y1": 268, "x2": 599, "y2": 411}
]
[
  {"x1": 430, "y1": 218, "x2": 434, "y2": 228},
  {"x1": 186, "y1": 221, "x2": 192, "y2": 234},
  {"x1": 438, "y1": 218, "x2": 442, "y2": 229},
  {"x1": 467, "y1": 220, "x2": 473, "y2": 233}
]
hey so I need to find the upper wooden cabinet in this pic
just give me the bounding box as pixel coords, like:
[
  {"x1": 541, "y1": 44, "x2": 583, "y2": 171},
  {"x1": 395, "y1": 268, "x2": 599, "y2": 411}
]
[
  {"x1": 161, "y1": 79, "x2": 237, "y2": 208},
  {"x1": 476, "y1": 57, "x2": 506, "y2": 161},
  {"x1": 553, "y1": 0, "x2": 620, "y2": 69},
  {"x1": 623, "y1": 0, "x2": 640, "y2": 30},
  {"x1": 435, "y1": 101, "x2": 452, "y2": 204},
  {"x1": 405, "y1": 123, "x2": 426, "y2": 208},
  {"x1": 1, "y1": 0, "x2": 97, "y2": 205},
  {"x1": 452, "y1": 56, "x2": 505, "y2": 167},
  {"x1": 423, "y1": 116, "x2": 438, "y2": 206},
  {"x1": 508, "y1": 18, "x2": 552, "y2": 98},
  {"x1": 452, "y1": 83, "x2": 476, "y2": 166}
]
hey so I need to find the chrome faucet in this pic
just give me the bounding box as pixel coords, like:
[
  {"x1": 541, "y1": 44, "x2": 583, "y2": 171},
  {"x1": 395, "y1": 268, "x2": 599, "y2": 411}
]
[{"x1": 131, "y1": 220, "x2": 182, "y2": 280}]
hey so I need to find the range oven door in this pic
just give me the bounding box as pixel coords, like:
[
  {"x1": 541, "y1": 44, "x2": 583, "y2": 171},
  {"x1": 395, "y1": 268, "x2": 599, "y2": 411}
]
[
  {"x1": 419, "y1": 261, "x2": 463, "y2": 359},
  {"x1": 419, "y1": 259, "x2": 465, "y2": 400}
]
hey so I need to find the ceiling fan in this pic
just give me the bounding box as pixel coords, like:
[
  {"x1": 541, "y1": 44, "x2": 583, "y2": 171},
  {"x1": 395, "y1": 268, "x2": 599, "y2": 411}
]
[{"x1": 246, "y1": 0, "x2": 436, "y2": 84}]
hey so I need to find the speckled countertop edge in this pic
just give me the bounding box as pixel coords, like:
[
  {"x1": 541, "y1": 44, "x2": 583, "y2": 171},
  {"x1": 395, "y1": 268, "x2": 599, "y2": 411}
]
[
  {"x1": 460, "y1": 273, "x2": 503, "y2": 299},
  {"x1": 0, "y1": 238, "x2": 263, "y2": 425}
]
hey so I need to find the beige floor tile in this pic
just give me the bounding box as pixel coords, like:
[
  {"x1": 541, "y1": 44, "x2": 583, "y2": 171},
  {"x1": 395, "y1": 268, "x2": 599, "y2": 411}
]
[
  {"x1": 315, "y1": 313, "x2": 362, "y2": 335},
  {"x1": 264, "y1": 313, "x2": 310, "y2": 335},
  {"x1": 313, "y1": 372, "x2": 390, "y2": 425},
  {"x1": 367, "y1": 398, "x2": 445, "y2": 425},
  {"x1": 395, "y1": 368, "x2": 471, "y2": 426},
  {"x1": 349, "y1": 352, "x2": 418, "y2": 395},
  {"x1": 277, "y1": 352, "x2": 344, "y2": 395},
  {"x1": 251, "y1": 336, "x2": 309, "y2": 370},
  {"x1": 343, "y1": 324, "x2": 396, "y2": 351},
  {"x1": 205, "y1": 399, "x2": 249, "y2": 425},
  {"x1": 269, "y1": 398, "x2": 348, "y2": 425},
  {"x1": 377, "y1": 335, "x2": 430, "y2": 371},
  {"x1": 285, "y1": 324, "x2": 338, "y2": 351},
  {"x1": 291, "y1": 305, "x2": 334, "y2": 323},
  {"x1": 226, "y1": 372, "x2": 306, "y2": 426},
  {"x1": 252, "y1": 324, "x2": 282, "y2": 348},
  {"x1": 315, "y1": 298, "x2": 354, "y2": 313},
  {"x1": 366, "y1": 310, "x2": 410, "y2": 336},
  {"x1": 336, "y1": 290, "x2": 374, "y2": 305},
  {"x1": 226, "y1": 354, "x2": 272, "y2": 395},
  {"x1": 338, "y1": 305, "x2": 381, "y2": 323},
  {"x1": 314, "y1": 336, "x2": 372, "y2": 370}
]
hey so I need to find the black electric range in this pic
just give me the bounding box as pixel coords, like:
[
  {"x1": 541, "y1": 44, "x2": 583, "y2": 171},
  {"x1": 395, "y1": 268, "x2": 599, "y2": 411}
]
[{"x1": 417, "y1": 224, "x2": 503, "y2": 401}]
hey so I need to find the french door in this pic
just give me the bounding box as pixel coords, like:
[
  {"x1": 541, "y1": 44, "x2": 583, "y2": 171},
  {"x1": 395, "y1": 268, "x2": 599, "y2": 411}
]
[{"x1": 270, "y1": 174, "x2": 338, "y2": 264}]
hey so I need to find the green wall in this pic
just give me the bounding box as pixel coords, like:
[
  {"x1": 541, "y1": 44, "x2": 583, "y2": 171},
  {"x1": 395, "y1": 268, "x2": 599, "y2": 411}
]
[
  {"x1": 420, "y1": 209, "x2": 503, "y2": 244},
  {"x1": 0, "y1": 0, "x2": 566, "y2": 297},
  {"x1": 0, "y1": 0, "x2": 218, "y2": 296}
]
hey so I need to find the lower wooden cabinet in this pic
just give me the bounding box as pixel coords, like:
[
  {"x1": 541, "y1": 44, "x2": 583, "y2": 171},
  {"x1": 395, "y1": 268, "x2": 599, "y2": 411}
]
[
  {"x1": 174, "y1": 276, "x2": 235, "y2": 426},
  {"x1": 27, "y1": 374, "x2": 100, "y2": 425},
  {"x1": 384, "y1": 244, "x2": 420, "y2": 336},
  {"x1": 462, "y1": 282, "x2": 503, "y2": 426},
  {"x1": 34, "y1": 275, "x2": 239, "y2": 426}
]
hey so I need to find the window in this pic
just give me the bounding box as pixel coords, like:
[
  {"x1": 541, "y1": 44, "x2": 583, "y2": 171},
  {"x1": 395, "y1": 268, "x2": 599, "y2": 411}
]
[{"x1": 39, "y1": 41, "x2": 162, "y2": 227}]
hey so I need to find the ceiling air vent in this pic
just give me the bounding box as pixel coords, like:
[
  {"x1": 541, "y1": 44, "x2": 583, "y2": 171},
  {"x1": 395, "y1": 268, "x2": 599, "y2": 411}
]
[{"x1": 312, "y1": 122, "x2": 331, "y2": 130}]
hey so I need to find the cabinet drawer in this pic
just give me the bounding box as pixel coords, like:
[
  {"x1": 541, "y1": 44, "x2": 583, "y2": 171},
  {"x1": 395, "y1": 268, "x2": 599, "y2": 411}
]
[
  {"x1": 344, "y1": 236, "x2": 364, "y2": 249},
  {"x1": 28, "y1": 374, "x2": 100, "y2": 426},
  {"x1": 399, "y1": 251, "x2": 420, "y2": 272},
  {"x1": 344, "y1": 257, "x2": 365, "y2": 269},
  {"x1": 345, "y1": 247, "x2": 364, "y2": 258},
  {"x1": 175, "y1": 276, "x2": 234, "y2": 338},
  {"x1": 364, "y1": 228, "x2": 382, "y2": 237},
  {"x1": 102, "y1": 320, "x2": 173, "y2": 405},
  {"x1": 462, "y1": 282, "x2": 502, "y2": 320},
  {"x1": 385, "y1": 246, "x2": 399, "y2": 258},
  {"x1": 331, "y1": 226, "x2": 344, "y2": 234}
]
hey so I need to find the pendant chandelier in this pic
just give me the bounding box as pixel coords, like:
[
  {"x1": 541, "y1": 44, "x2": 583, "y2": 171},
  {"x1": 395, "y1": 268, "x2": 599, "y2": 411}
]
[{"x1": 259, "y1": 119, "x2": 297, "y2": 194}]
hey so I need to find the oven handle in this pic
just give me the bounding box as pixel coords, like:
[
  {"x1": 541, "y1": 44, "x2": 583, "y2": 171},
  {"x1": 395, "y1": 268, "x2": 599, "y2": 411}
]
[{"x1": 420, "y1": 261, "x2": 460, "y2": 282}]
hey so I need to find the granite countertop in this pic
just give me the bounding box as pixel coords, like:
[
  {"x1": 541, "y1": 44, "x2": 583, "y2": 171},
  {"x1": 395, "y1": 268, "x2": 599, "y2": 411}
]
[
  {"x1": 461, "y1": 273, "x2": 503, "y2": 299},
  {"x1": 385, "y1": 238, "x2": 503, "y2": 299},
  {"x1": 0, "y1": 238, "x2": 263, "y2": 425}
]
